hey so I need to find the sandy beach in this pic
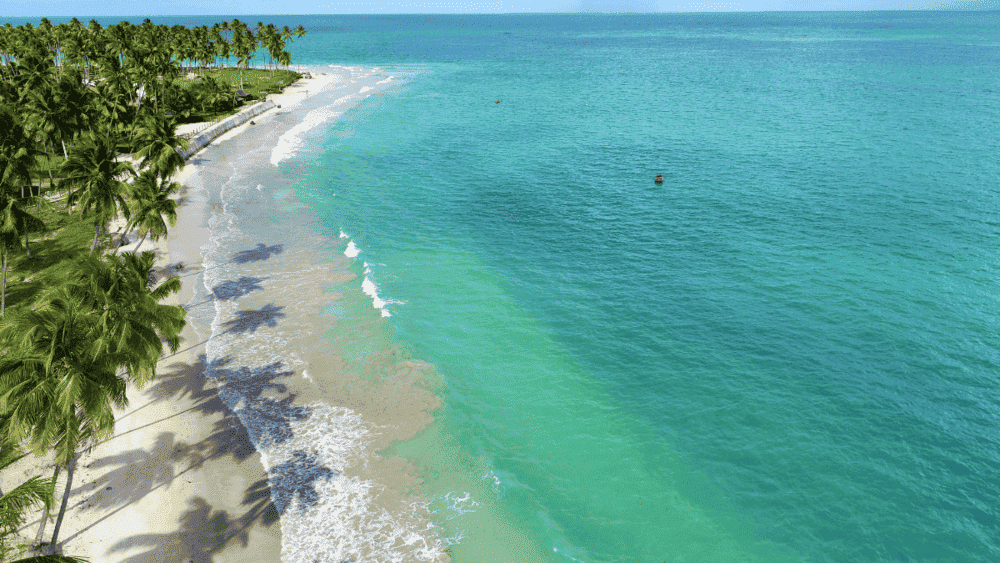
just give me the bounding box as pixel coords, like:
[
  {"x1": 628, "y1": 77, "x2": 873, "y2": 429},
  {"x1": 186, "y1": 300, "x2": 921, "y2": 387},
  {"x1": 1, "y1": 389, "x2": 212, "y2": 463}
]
[{"x1": 1, "y1": 71, "x2": 342, "y2": 562}]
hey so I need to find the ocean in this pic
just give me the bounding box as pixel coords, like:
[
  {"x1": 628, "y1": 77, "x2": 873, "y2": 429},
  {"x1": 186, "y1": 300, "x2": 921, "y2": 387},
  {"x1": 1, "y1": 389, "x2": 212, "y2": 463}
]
[{"x1": 11, "y1": 10, "x2": 1000, "y2": 562}]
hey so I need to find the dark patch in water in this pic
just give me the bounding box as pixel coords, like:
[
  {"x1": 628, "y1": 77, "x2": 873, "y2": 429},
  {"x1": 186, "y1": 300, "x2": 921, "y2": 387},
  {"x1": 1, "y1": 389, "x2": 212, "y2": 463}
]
[
  {"x1": 212, "y1": 276, "x2": 268, "y2": 300},
  {"x1": 221, "y1": 303, "x2": 285, "y2": 334},
  {"x1": 268, "y1": 450, "x2": 337, "y2": 515},
  {"x1": 233, "y1": 243, "x2": 284, "y2": 263}
]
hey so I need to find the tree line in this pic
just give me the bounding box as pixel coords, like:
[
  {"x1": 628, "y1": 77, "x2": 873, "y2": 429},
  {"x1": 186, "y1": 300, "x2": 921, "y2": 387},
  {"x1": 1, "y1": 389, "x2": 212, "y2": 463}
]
[{"x1": 0, "y1": 18, "x2": 306, "y2": 561}]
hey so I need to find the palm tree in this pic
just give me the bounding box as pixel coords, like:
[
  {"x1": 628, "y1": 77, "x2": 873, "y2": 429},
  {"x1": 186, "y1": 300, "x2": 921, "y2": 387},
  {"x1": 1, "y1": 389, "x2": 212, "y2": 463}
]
[
  {"x1": 230, "y1": 20, "x2": 255, "y2": 91},
  {"x1": 51, "y1": 67, "x2": 91, "y2": 159},
  {"x1": 61, "y1": 132, "x2": 133, "y2": 251},
  {"x1": 131, "y1": 113, "x2": 187, "y2": 184},
  {"x1": 0, "y1": 191, "x2": 45, "y2": 316},
  {"x1": 0, "y1": 104, "x2": 44, "y2": 271},
  {"x1": 0, "y1": 103, "x2": 41, "y2": 201},
  {"x1": 121, "y1": 170, "x2": 178, "y2": 250},
  {"x1": 91, "y1": 55, "x2": 133, "y2": 147},
  {"x1": 0, "y1": 291, "x2": 123, "y2": 549},
  {"x1": 14, "y1": 36, "x2": 56, "y2": 107},
  {"x1": 23, "y1": 84, "x2": 62, "y2": 194},
  {"x1": 210, "y1": 23, "x2": 229, "y2": 70},
  {"x1": 0, "y1": 248, "x2": 184, "y2": 550},
  {"x1": 66, "y1": 251, "x2": 185, "y2": 389}
]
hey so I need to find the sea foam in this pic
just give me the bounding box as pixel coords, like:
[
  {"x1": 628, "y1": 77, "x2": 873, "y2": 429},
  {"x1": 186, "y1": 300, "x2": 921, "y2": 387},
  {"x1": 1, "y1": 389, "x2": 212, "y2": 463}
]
[
  {"x1": 344, "y1": 241, "x2": 361, "y2": 258},
  {"x1": 271, "y1": 104, "x2": 345, "y2": 166},
  {"x1": 199, "y1": 179, "x2": 446, "y2": 563}
]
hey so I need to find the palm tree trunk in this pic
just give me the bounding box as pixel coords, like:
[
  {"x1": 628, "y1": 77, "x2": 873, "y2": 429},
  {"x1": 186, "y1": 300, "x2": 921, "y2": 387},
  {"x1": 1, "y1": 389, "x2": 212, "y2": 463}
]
[
  {"x1": 116, "y1": 224, "x2": 131, "y2": 251},
  {"x1": 92, "y1": 223, "x2": 100, "y2": 252},
  {"x1": 50, "y1": 455, "x2": 77, "y2": 548},
  {"x1": 1, "y1": 249, "x2": 6, "y2": 317},
  {"x1": 35, "y1": 464, "x2": 61, "y2": 545},
  {"x1": 24, "y1": 217, "x2": 30, "y2": 259},
  {"x1": 62, "y1": 140, "x2": 68, "y2": 159}
]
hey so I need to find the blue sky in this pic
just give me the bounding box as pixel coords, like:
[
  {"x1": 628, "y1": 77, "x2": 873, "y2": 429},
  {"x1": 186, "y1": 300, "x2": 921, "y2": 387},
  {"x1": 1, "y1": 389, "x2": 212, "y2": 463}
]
[{"x1": 0, "y1": 0, "x2": 982, "y2": 16}]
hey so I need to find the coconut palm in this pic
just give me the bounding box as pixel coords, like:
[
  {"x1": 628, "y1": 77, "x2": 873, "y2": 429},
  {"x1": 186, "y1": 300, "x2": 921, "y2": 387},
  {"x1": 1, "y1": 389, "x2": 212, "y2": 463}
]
[
  {"x1": 0, "y1": 249, "x2": 183, "y2": 548},
  {"x1": 210, "y1": 23, "x2": 230, "y2": 69},
  {"x1": 14, "y1": 36, "x2": 56, "y2": 106},
  {"x1": 131, "y1": 113, "x2": 187, "y2": 184},
  {"x1": 61, "y1": 132, "x2": 133, "y2": 251},
  {"x1": 0, "y1": 192, "x2": 45, "y2": 316},
  {"x1": 66, "y1": 251, "x2": 185, "y2": 389},
  {"x1": 0, "y1": 290, "x2": 122, "y2": 549},
  {"x1": 230, "y1": 20, "x2": 256, "y2": 91},
  {"x1": 0, "y1": 103, "x2": 41, "y2": 201},
  {"x1": 23, "y1": 84, "x2": 63, "y2": 194},
  {"x1": 0, "y1": 104, "x2": 44, "y2": 270},
  {"x1": 50, "y1": 67, "x2": 91, "y2": 159},
  {"x1": 121, "y1": 170, "x2": 179, "y2": 250},
  {"x1": 91, "y1": 55, "x2": 134, "y2": 146}
]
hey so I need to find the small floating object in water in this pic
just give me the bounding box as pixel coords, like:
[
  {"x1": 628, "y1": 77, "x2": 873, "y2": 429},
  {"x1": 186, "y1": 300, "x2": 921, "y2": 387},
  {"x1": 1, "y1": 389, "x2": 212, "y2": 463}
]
[
  {"x1": 654, "y1": 174, "x2": 664, "y2": 184},
  {"x1": 496, "y1": 100, "x2": 501, "y2": 104},
  {"x1": 250, "y1": 120, "x2": 256, "y2": 125}
]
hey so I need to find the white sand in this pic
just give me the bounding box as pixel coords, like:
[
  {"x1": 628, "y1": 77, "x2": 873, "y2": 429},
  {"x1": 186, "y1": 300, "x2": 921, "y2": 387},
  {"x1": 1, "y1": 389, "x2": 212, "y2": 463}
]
[{"x1": 0, "y1": 71, "x2": 346, "y2": 563}]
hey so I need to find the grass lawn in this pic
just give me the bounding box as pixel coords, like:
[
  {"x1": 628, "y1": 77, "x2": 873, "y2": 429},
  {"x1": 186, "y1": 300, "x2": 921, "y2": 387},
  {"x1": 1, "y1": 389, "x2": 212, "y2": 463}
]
[{"x1": 175, "y1": 67, "x2": 302, "y2": 123}]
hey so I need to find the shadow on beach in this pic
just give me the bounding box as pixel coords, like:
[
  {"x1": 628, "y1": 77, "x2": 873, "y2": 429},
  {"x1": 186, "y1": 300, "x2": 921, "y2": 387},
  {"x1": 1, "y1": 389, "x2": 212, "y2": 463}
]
[
  {"x1": 65, "y1": 351, "x2": 339, "y2": 561},
  {"x1": 220, "y1": 303, "x2": 285, "y2": 334},
  {"x1": 232, "y1": 243, "x2": 283, "y2": 264},
  {"x1": 106, "y1": 494, "x2": 278, "y2": 563}
]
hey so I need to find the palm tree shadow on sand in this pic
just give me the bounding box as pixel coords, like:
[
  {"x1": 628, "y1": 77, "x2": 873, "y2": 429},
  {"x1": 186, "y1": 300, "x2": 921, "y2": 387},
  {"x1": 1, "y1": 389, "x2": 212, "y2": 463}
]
[
  {"x1": 59, "y1": 352, "x2": 325, "y2": 551},
  {"x1": 186, "y1": 276, "x2": 268, "y2": 310},
  {"x1": 106, "y1": 448, "x2": 340, "y2": 563},
  {"x1": 220, "y1": 303, "x2": 284, "y2": 334},
  {"x1": 205, "y1": 357, "x2": 310, "y2": 449},
  {"x1": 107, "y1": 447, "x2": 340, "y2": 563},
  {"x1": 212, "y1": 276, "x2": 267, "y2": 300},
  {"x1": 232, "y1": 243, "x2": 283, "y2": 264},
  {"x1": 106, "y1": 495, "x2": 276, "y2": 563}
]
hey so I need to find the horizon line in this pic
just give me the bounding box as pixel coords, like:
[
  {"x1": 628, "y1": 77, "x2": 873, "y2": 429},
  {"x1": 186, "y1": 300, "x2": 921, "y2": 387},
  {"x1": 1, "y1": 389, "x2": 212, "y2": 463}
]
[{"x1": 2, "y1": 8, "x2": 992, "y2": 18}]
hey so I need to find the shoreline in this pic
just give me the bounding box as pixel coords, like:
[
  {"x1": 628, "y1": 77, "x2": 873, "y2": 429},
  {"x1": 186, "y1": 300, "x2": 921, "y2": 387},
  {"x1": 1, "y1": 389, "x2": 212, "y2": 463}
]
[{"x1": 1, "y1": 70, "x2": 343, "y2": 562}]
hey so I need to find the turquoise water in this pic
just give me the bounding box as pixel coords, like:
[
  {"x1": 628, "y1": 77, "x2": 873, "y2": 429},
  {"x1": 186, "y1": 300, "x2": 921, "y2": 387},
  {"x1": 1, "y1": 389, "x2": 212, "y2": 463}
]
[
  {"x1": 285, "y1": 12, "x2": 1000, "y2": 562},
  {"x1": 8, "y1": 11, "x2": 998, "y2": 562}
]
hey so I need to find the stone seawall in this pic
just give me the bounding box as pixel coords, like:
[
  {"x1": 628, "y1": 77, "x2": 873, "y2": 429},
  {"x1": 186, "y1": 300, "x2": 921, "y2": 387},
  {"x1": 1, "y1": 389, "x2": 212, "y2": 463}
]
[{"x1": 178, "y1": 100, "x2": 275, "y2": 159}]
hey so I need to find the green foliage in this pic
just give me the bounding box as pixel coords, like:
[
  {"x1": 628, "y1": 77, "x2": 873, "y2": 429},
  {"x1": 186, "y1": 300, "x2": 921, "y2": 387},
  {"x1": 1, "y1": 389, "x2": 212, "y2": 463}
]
[
  {"x1": 0, "y1": 104, "x2": 40, "y2": 198},
  {"x1": 131, "y1": 114, "x2": 187, "y2": 182},
  {"x1": 63, "y1": 250, "x2": 186, "y2": 388},
  {"x1": 0, "y1": 17, "x2": 307, "y2": 556},
  {"x1": 125, "y1": 170, "x2": 179, "y2": 248},
  {"x1": 0, "y1": 198, "x2": 98, "y2": 313},
  {"x1": 60, "y1": 132, "x2": 133, "y2": 251},
  {"x1": 172, "y1": 67, "x2": 301, "y2": 123},
  {"x1": 0, "y1": 438, "x2": 55, "y2": 561}
]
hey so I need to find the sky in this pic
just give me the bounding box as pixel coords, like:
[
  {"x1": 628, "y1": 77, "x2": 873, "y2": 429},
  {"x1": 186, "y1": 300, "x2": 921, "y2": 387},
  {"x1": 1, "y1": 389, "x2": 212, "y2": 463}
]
[{"x1": 0, "y1": 0, "x2": 991, "y2": 17}]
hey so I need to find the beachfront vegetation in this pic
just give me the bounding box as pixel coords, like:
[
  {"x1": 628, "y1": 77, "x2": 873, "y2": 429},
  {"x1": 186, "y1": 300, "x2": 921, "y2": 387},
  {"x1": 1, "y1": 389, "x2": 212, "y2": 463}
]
[{"x1": 0, "y1": 17, "x2": 306, "y2": 557}]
